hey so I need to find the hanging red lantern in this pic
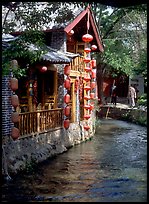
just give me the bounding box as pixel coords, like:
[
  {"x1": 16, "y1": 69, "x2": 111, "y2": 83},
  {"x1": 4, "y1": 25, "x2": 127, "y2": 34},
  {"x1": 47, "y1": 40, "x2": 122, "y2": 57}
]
[
  {"x1": 84, "y1": 115, "x2": 90, "y2": 120},
  {"x1": 64, "y1": 106, "x2": 70, "y2": 117},
  {"x1": 84, "y1": 76, "x2": 91, "y2": 82},
  {"x1": 82, "y1": 34, "x2": 93, "y2": 42},
  {"x1": 91, "y1": 45, "x2": 97, "y2": 51},
  {"x1": 11, "y1": 94, "x2": 19, "y2": 108},
  {"x1": 83, "y1": 57, "x2": 91, "y2": 63},
  {"x1": 64, "y1": 119, "x2": 70, "y2": 129},
  {"x1": 10, "y1": 78, "x2": 18, "y2": 91},
  {"x1": 92, "y1": 59, "x2": 96, "y2": 68},
  {"x1": 11, "y1": 112, "x2": 20, "y2": 123},
  {"x1": 90, "y1": 92, "x2": 95, "y2": 99},
  {"x1": 91, "y1": 70, "x2": 96, "y2": 78},
  {"x1": 84, "y1": 67, "x2": 92, "y2": 72},
  {"x1": 84, "y1": 86, "x2": 91, "y2": 91},
  {"x1": 40, "y1": 66, "x2": 47, "y2": 72},
  {"x1": 64, "y1": 65, "x2": 71, "y2": 75},
  {"x1": 84, "y1": 125, "x2": 90, "y2": 131},
  {"x1": 11, "y1": 127, "x2": 20, "y2": 140},
  {"x1": 84, "y1": 104, "x2": 90, "y2": 110},
  {"x1": 64, "y1": 78, "x2": 71, "y2": 90},
  {"x1": 91, "y1": 81, "x2": 96, "y2": 89},
  {"x1": 64, "y1": 94, "x2": 70, "y2": 104},
  {"x1": 84, "y1": 48, "x2": 91, "y2": 53},
  {"x1": 84, "y1": 95, "x2": 91, "y2": 100}
]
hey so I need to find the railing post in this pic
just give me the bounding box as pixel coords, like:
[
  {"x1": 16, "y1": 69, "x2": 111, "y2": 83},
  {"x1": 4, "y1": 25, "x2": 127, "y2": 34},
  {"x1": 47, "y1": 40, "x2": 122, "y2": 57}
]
[{"x1": 37, "y1": 111, "x2": 40, "y2": 132}]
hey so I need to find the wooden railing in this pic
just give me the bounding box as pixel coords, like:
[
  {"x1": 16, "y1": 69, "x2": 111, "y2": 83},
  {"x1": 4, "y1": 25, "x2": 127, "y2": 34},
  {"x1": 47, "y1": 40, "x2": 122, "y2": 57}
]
[
  {"x1": 18, "y1": 108, "x2": 63, "y2": 137},
  {"x1": 70, "y1": 56, "x2": 84, "y2": 72}
]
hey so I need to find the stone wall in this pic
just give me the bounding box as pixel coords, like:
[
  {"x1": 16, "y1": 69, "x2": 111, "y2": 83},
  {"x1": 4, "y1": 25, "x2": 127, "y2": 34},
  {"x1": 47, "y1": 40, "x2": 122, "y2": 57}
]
[
  {"x1": 97, "y1": 106, "x2": 147, "y2": 126},
  {"x1": 2, "y1": 117, "x2": 96, "y2": 178},
  {"x1": 2, "y1": 75, "x2": 14, "y2": 139}
]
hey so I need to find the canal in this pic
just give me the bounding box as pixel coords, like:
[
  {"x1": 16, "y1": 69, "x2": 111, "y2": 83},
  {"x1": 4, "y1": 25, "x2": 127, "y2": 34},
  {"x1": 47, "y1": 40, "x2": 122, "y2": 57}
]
[{"x1": 2, "y1": 119, "x2": 147, "y2": 202}]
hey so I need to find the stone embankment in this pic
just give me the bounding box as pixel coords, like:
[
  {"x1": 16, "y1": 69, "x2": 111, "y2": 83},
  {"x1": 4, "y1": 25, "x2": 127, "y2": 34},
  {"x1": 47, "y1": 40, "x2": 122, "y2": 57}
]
[
  {"x1": 97, "y1": 103, "x2": 147, "y2": 126},
  {"x1": 2, "y1": 116, "x2": 95, "y2": 179}
]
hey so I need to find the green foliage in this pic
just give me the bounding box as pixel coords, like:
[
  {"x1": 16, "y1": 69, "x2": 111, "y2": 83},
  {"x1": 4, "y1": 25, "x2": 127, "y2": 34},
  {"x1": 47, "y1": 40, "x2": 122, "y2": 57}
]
[
  {"x1": 2, "y1": 30, "x2": 46, "y2": 78},
  {"x1": 137, "y1": 93, "x2": 147, "y2": 106},
  {"x1": 90, "y1": 3, "x2": 147, "y2": 79},
  {"x1": 2, "y1": 2, "x2": 147, "y2": 81},
  {"x1": 2, "y1": 2, "x2": 83, "y2": 33}
]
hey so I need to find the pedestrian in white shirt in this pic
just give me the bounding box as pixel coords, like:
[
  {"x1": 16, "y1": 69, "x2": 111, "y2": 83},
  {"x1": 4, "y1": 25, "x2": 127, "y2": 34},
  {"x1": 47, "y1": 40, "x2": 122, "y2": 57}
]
[{"x1": 128, "y1": 85, "x2": 137, "y2": 107}]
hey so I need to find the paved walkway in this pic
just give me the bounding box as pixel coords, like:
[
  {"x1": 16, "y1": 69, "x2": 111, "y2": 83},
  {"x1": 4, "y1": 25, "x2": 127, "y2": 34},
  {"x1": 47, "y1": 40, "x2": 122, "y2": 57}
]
[{"x1": 102, "y1": 103, "x2": 130, "y2": 109}]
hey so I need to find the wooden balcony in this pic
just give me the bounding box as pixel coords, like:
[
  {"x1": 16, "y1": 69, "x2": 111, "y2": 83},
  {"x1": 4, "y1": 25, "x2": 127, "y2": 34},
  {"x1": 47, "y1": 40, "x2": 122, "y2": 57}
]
[
  {"x1": 70, "y1": 56, "x2": 85, "y2": 76},
  {"x1": 18, "y1": 108, "x2": 63, "y2": 137}
]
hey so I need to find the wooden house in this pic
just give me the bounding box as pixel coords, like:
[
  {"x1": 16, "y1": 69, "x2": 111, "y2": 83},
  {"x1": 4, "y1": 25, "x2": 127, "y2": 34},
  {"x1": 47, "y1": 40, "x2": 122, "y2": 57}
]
[
  {"x1": 2, "y1": 5, "x2": 104, "y2": 138},
  {"x1": 2, "y1": 5, "x2": 105, "y2": 176}
]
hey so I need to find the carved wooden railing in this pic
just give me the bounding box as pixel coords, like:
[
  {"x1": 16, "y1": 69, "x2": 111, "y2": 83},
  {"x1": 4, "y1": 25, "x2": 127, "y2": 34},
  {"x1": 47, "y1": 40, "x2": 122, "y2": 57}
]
[
  {"x1": 70, "y1": 56, "x2": 84, "y2": 72},
  {"x1": 18, "y1": 108, "x2": 63, "y2": 137}
]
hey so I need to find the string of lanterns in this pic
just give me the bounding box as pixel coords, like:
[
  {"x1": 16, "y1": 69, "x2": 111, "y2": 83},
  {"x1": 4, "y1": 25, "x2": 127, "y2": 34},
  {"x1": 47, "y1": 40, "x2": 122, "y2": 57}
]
[
  {"x1": 63, "y1": 64, "x2": 71, "y2": 129},
  {"x1": 82, "y1": 33, "x2": 97, "y2": 131},
  {"x1": 10, "y1": 60, "x2": 20, "y2": 140}
]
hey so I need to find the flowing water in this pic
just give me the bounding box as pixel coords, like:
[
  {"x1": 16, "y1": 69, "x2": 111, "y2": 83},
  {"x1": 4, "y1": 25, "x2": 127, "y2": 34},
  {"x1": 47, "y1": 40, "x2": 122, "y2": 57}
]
[{"x1": 2, "y1": 119, "x2": 147, "y2": 202}]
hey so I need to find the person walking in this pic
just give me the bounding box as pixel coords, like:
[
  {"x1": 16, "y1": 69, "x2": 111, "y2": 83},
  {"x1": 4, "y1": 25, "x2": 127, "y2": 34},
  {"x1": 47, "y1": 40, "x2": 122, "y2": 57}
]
[
  {"x1": 111, "y1": 85, "x2": 117, "y2": 106},
  {"x1": 128, "y1": 85, "x2": 137, "y2": 107}
]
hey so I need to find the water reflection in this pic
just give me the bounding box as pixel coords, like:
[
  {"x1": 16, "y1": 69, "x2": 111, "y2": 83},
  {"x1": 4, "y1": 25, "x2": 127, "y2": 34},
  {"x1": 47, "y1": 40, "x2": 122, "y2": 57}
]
[{"x1": 2, "y1": 119, "x2": 147, "y2": 202}]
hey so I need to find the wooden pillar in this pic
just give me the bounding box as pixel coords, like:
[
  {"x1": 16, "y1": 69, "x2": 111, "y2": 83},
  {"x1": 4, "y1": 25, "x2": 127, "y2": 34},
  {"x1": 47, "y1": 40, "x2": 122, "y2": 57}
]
[
  {"x1": 41, "y1": 76, "x2": 45, "y2": 110},
  {"x1": 28, "y1": 80, "x2": 33, "y2": 112}
]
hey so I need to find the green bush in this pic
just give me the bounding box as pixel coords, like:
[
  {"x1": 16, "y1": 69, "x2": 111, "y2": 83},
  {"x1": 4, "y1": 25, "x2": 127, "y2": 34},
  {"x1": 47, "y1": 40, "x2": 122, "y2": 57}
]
[{"x1": 137, "y1": 93, "x2": 147, "y2": 106}]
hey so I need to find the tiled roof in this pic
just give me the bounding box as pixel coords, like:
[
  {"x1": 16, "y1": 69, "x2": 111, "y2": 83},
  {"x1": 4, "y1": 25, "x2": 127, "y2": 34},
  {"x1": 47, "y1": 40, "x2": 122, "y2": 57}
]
[{"x1": 2, "y1": 34, "x2": 79, "y2": 64}]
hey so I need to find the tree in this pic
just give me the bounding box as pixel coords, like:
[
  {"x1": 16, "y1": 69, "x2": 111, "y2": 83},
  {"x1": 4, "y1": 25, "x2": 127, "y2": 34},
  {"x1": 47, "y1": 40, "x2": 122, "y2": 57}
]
[
  {"x1": 90, "y1": 3, "x2": 147, "y2": 103},
  {"x1": 2, "y1": 2, "x2": 84, "y2": 77},
  {"x1": 2, "y1": 2, "x2": 147, "y2": 96}
]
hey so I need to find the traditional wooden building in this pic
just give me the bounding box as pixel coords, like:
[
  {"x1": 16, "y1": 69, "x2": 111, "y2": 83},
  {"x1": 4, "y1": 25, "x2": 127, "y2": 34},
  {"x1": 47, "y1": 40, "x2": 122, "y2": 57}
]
[
  {"x1": 2, "y1": 5, "x2": 104, "y2": 176},
  {"x1": 3, "y1": 5, "x2": 103, "y2": 138}
]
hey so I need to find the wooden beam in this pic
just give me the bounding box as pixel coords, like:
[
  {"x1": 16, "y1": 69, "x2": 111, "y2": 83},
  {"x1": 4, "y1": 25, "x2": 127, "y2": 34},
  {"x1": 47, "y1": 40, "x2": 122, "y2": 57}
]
[
  {"x1": 64, "y1": 9, "x2": 88, "y2": 34},
  {"x1": 89, "y1": 10, "x2": 104, "y2": 52}
]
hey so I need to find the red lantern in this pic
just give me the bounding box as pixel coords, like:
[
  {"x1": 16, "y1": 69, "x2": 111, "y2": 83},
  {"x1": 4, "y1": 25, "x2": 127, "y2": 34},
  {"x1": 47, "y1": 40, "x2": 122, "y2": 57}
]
[
  {"x1": 40, "y1": 66, "x2": 47, "y2": 72},
  {"x1": 64, "y1": 94, "x2": 70, "y2": 104},
  {"x1": 91, "y1": 70, "x2": 96, "y2": 78},
  {"x1": 84, "y1": 67, "x2": 92, "y2": 72},
  {"x1": 92, "y1": 59, "x2": 96, "y2": 68},
  {"x1": 64, "y1": 65, "x2": 71, "y2": 75},
  {"x1": 91, "y1": 45, "x2": 97, "y2": 51},
  {"x1": 90, "y1": 92, "x2": 95, "y2": 99},
  {"x1": 11, "y1": 112, "x2": 20, "y2": 123},
  {"x1": 84, "y1": 48, "x2": 91, "y2": 53},
  {"x1": 84, "y1": 86, "x2": 91, "y2": 91},
  {"x1": 11, "y1": 94, "x2": 19, "y2": 108},
  {"x1": 64, "y1": 78, "x2": 71, "y2": 90},
  {"x1": 82, "y1": 34, "x2": 93, "y2": 42},
  {"x1": 64, "y1": 119, "x2": 70, "y2": 129},
  {"x1": 10, "y1": 78, "x2": 18, "y2": 91},
  {"x1": 84, "y1": 76, "x2": 91, "y2": 82},
  {"x1": 84, "y1": 104, "x2": 90, "y2": 110},
  {"x1": 91, "y1": 81, "x2": 96, "y2": 89},
  {"x1": 84, "y1": 115, "x2": 90, "y2": 120},
  {"x1": 84, "y1": 95, "x2": 91, "y2": 100},
  {"x1": 83, "y1": 58, "x2": 91, "y2": 63},
  {"x1": 84, "y1": 125, "x2": 90, "y2": 131},
  {"x1": 64, "y1": 106, "x2": 70, "y2": 117},
  {"x1": 11, "y1": 127, "x2": 20, "y2": 140}
]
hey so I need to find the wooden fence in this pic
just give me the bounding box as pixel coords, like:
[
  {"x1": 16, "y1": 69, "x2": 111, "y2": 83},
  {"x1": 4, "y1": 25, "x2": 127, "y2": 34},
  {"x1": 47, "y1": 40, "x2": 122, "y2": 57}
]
[{"x1": 18, "y1": 108, "x2": 63, "y2": 137}]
